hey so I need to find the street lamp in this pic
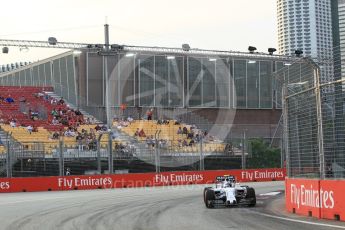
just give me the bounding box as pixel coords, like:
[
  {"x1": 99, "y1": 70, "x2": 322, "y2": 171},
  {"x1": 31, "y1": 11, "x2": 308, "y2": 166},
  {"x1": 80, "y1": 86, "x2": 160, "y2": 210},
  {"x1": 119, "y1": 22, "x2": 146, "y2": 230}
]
[{"x1": 2, "y1": 47, "x2": 9, "y2": 54}]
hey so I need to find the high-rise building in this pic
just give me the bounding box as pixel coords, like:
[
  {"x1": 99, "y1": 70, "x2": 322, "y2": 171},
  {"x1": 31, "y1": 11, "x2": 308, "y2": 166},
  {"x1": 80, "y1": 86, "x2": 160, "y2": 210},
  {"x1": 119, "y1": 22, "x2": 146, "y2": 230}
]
[
  {"x1": 277, "y1": 0, "x2": 334, "y2": 82},
  {"x1": 332, "y1": 0, "x2": 345, "y2": 79}
]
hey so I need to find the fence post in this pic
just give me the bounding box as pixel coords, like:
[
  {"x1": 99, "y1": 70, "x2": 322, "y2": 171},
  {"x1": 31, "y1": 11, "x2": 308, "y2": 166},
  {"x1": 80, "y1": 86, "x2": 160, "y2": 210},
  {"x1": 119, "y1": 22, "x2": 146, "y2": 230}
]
[
  {"x1": 6, "y1": 139, "x2": 11, "y2": 178},
  {"x1": 199, "y1": 136, "x2": 204, "y2": 171},
  {"x1": 314, "y1": 67, "x2": 325, "y2": 179},
  {"x1": 241, "y1": 130, "x2": 246, "y2": 170},
  {"x1": 97, "y1": 139, "x2": 101, "y2": 174},
  {"x1": 108, "y1": 130, "x2": 113, "y2": 174},
  {"x1": 58, "y1": 138, "x2": 64, "y2": 176},
  {"x1": 155, "y1": 130, "x2": 161, "y2": 173}
]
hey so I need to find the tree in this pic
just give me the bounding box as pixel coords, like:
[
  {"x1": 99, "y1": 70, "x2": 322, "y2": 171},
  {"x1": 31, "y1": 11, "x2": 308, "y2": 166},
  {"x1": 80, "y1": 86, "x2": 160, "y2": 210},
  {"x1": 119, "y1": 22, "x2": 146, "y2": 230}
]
[{"x1": 246, "y1": 138, "x2": 281, "y2": 169}]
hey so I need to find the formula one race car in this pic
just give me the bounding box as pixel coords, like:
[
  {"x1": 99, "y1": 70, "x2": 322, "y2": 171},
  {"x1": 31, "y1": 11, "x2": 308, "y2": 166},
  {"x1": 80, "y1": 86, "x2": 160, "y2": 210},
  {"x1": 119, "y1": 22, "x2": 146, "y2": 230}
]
[{"x1": 203, "y1": 175, "x2": 256, "y2": 208}]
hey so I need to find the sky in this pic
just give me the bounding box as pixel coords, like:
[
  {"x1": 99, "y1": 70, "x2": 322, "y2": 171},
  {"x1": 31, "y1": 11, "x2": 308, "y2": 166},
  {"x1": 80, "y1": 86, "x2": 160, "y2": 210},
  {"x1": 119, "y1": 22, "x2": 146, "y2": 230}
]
[{"x1": 0, "y1": 0, "x2": 277, "y2": 64}]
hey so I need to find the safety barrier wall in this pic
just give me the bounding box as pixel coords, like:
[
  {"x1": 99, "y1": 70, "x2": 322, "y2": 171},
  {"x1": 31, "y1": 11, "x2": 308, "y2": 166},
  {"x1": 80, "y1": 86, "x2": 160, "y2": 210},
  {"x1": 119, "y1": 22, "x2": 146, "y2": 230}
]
[
  {"x1": 285, "y1": 178, "x2": 345, "y2": 221},
  {"x1": 0, "y1": 168, "x2": 285, "y2": 193}
]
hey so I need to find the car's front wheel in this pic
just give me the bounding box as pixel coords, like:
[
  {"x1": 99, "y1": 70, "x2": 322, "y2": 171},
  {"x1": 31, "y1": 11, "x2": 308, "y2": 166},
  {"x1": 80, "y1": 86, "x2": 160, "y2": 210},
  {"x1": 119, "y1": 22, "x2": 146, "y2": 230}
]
[{"x1": 204, "y1": 189, "x2": 215, "y2": 208}]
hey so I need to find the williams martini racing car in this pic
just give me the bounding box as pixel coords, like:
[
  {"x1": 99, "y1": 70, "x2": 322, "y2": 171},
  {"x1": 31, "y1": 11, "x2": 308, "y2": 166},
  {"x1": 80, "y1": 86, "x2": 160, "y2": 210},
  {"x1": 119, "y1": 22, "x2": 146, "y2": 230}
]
[{"x1": 203, "y1": 175, "x2": 256, "y2": 208}]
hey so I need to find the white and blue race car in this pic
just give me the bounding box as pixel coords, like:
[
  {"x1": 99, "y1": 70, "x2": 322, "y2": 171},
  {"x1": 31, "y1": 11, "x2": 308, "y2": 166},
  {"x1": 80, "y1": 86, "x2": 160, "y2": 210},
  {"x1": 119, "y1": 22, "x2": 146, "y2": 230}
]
[{"x1": 203, "y1": 175, "x2": 256, "y2": 208}]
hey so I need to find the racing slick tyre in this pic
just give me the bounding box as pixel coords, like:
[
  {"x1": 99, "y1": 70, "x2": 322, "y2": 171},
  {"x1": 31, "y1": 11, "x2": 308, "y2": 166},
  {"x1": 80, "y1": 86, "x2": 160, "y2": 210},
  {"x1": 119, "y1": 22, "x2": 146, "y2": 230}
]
[
  {"x1": 246, "y1": 187, "x2": 256, "y2": 207},
  {"x1": 203, "y1": 188, "x2": 211, "y2": 205},
  {"x1": 204, "y1": 188, "x2": 215, "y2": 208}
]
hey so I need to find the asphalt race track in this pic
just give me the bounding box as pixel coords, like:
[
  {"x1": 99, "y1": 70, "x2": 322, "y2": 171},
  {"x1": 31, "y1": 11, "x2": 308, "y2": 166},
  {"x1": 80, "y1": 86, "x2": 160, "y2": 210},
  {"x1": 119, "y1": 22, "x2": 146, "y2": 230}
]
[{"x1": 0, "y1": 181, "x2": 345, "y2": 230}]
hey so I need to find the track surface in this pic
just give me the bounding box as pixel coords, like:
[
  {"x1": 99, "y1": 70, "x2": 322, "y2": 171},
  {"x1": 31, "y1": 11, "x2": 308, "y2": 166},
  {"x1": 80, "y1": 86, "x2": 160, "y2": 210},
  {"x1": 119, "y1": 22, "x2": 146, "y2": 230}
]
[{"x1": 0, "y1": 181, "x2": 344, "y2": 230}]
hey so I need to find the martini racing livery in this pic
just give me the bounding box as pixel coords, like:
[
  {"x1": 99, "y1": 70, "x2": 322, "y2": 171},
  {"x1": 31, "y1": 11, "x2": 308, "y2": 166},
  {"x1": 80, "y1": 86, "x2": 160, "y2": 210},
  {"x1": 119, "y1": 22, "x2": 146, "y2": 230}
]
[{"x1": 203, "y1": 175, "x2": 256, "y2": 208}]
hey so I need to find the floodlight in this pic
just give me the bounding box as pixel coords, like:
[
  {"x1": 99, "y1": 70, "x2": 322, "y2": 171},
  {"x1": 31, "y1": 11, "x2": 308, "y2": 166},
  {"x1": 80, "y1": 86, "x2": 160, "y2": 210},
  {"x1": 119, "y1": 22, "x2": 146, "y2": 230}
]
[
  {"x1": 182, "y1": 44, "x2": 190, "y2": 51},
  {"x1": 248, "y1": 46, "x2": 257, "y2": 53},
  {"x1": 295, "y1": 50, "x2": 303, "y2": 57},
  {"x1": 48, "y1": 37, "x2": 57, "y2": 45},
  {"x1": 268, "y1": 48, "x2": 276, "y2": 55}
]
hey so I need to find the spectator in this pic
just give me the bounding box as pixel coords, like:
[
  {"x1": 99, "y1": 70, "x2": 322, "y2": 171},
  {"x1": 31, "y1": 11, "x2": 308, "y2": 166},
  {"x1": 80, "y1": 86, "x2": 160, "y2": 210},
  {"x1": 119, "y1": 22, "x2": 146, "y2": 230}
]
[
  {"x1": 9, "y1": 120, "x2": 16, "y2": 128},
  {"x1": 52, "y1": 117, "x2": 59, "y2": 125},
  {"x1": 64, "y1": 129, "x2": 75, "y2": 137},
  {"x1": 177, "y1": 127, "x2": 183, "y2": 134},
  {"x1": 182, "y1": 139, "x2": 188, "y2": 147},
  {"x1": 52, "y1": 132, "x2": 60, "y2": 140},
  {"x1": 43, "y1": 94, "x2": 49, "y2": 101},
  {"x1": 101, "y1": 125, "x2": 107, "y2": 131},
  {"x1": 27, "y1": 125, "x2": 33, "y2": 134},
  {"x1": 95, "y1": 124, "x2": 101, "y2": 132},
  {"x1": 187, "y1": 131, "x2": 194, "y2": 139},
  {"x1": 139, "y1": 129, "x2": 146, "y2": 137},
  {"x1": 65, "y1": 168, "x2": 71, "y2": 176},
  {"x1": 189, "y1": 139, "x2": 195, "y2": 146},
  {"x1": 146, "y1": 109, "x2": 153, "y2": 120},
  {"x1": 194, "y1": 134, "x2": 200, "y2": 142},
  {"x1": 32, "y1": 126, "x2": 38, "y2": 132},
  {"x1": 30, "y1": 110, "x2": 39, "y2": 120},
  {"x1": 76, "y1": 133, "x2": 83, "y2": 151},
  {"x1": 75, "y1": 109, "x2": 82, "y2": 116},
  {"x1": 182, "y1": 126, "x2": 188, "y2": 135},
  {"x1": 127, "y1": 115, "x2": 134, "y2": 123},
  {"x1": 174, "y1": 119, "x2": 181, "y2": 125},
  {"x1": 190, "y1": 124, "x2": 197, "y2": 130},
  {"x1": 146, "y1": 136, "x2": 153, "y2": 147},
  {"x1": 326, "y1": 163, "x2": 333, "y2": 178},
  {"x1": 51, "y1": 109, "x2": 59, "y2": 117},
  {"x1": 177, "y1": 139, "x2": 182, "y2": 147},
  {"x1": 134, "y1": 128, "x2": 140, "y2": 137},
  {"x1": 58, "y1": 97, "x2": 65, "y2": 105},
  {"x1": 19, "y1": 96, "x2": 26, "y2": 103},
  {"x1": 61, "y1": 118, "x2": 69, "y2": 126},
  {"x1": 5, "y1": 96, "x2": 14, "y2": 103},
  {"x1": 50, "y1": 98, "x2": 57, "y2": 104}
]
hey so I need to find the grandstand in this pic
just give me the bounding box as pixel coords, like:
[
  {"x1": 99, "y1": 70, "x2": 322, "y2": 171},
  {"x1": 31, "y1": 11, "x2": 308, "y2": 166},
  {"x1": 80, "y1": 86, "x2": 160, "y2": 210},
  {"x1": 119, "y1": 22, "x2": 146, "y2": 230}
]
[{"x1": 0, "y1": 44, "x2": 300, "y2": 175}]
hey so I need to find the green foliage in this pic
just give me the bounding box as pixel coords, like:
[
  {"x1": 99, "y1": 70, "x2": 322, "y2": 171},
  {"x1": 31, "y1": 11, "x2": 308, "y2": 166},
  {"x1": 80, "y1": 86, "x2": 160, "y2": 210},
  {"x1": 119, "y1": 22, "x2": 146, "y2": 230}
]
[{"x1": 246, "y1": 138, "x2": 281, "y2": 169}]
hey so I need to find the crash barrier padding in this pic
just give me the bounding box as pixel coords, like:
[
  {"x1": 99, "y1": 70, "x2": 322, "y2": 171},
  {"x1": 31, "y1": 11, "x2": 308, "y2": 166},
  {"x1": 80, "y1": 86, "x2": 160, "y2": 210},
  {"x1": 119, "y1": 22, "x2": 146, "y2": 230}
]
[
  {"x1": 0, "y1": 168, "x2": 285, "y2": 193},
  {"x1": 286, "y1": 178, "x2": 345, "y2": 221}
]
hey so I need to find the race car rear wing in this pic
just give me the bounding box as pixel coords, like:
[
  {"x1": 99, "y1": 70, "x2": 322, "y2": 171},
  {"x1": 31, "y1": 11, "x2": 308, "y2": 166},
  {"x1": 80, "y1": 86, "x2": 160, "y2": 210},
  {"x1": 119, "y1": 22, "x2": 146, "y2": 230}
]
[{"x1": 216, "y1": 175, "x2": 235, "y2": 183}]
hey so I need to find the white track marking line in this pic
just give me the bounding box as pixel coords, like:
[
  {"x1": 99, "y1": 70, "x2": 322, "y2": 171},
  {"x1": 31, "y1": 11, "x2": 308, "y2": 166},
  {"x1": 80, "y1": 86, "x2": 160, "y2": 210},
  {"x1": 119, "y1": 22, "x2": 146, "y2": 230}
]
[
  {"x1": 254, "y1": 212, "x2": 345, "y2": 229},
  {"x1": 259, "y1": 192, "x2": 281, "y2": 196}
]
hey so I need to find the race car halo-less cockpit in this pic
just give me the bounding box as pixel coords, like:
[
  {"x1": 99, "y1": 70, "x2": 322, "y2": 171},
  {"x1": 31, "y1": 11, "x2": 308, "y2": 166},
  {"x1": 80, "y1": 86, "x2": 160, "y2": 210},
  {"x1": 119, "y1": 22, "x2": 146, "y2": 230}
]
[{"x1": 203, "y1": 175, "x2": 256, "y2": 208}]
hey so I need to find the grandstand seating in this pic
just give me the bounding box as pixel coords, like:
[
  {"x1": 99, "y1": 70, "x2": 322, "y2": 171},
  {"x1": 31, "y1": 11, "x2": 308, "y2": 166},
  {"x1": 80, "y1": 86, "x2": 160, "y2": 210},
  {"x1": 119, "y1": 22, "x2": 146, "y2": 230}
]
[
  {"x1": 116, "y1": 119, "x2": 225, "y2": 153},
  {"x1": 0, "y1": 86, "x2": 122, "y2": 154},
  {"x1": 0, "y1": 86, "x2": 225, "y2": 155}
]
